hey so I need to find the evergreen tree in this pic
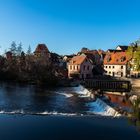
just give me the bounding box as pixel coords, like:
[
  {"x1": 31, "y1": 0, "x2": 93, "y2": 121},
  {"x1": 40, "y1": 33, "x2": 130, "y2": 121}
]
[
  {"x1": 17, "y1": 42, "x2": 22, "y2": 56},
  {"x1": 27, "y1": 45, "x2": 32, "y2": 55},
  {"x1": 9, "y1": 41, "x2": 17, "y2": 56}
]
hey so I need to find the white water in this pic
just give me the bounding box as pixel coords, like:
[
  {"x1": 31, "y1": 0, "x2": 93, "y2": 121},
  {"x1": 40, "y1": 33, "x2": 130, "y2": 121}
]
[
  {"x1": 74, "y1": 85, "x2": 121, "y2": 117},
  {"x1": 86, "y1": 98, "x2": 121, "y2": 117},
  {"x1": 0, "y1": 110, "x2": 78, "y2": 116},
  {"x1": 56, "y1": 92, "x2": 73, "y2": 98},
  {"x1": 54, "y1": 85, "x2": 121, "y2": 117},
  {"x1": 72, "y1": 85, "x2": 91, "y2": 97}
]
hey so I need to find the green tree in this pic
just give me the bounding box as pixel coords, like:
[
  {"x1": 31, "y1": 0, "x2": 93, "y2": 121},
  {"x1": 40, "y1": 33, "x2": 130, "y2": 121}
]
[{"x1": 127, "y1": 42, "x2": 140, "y2": 71}]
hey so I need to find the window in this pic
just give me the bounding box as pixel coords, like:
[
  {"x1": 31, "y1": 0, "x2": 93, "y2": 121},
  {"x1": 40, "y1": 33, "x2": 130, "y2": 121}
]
[
  {"x1": 77, "y1": 65, "x2": 78, "y2": 70},
  {"x1": 106, "y1": 66, "x2": 108, "y2": 68},
  {"x1": 109, "y1": 66, "x2": 111, "y2": 69},
  {"x1": 112, "y1": 72, "x2": 115, "y2": 76},
  {"x1": 113, "y1": 66, "x2": 115, "y2": 69},
  {"x1": 70, "y1": 65, "x2": 72, "y2": 70},
  {"x1": 83, "y1": 65, "x2": 86, "y2": 71},
  {"x1": 109, "y1": 71, "x2": 111, "y2": 74},
  {"x1": 87, "y1": 66, "x2": 89, "y2": 70},
  {"x1": 121, "y1": 66, "x2": 123, "y2": 69},
  {"x1": 73, "y1": 66, "x2": 75, "y2": 70},
  {"x1": 120, "y1": 56, "x2": 126, "y2": 62}
]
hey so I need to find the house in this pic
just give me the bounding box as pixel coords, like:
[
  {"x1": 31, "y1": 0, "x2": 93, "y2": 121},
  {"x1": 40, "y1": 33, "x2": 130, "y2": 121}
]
[
  {"x1": 63, "y1": 54, "x2": 76, "y2": 62},
  {"x1": 78, "y1": 48, "x2": 101, "y2": 65},
  {"x1": 68, "y1": 55, "x2": 93, "y2": 79},
  {"x1": 116, "y1": 45, "x2": 128, "y2": 51},
  {"x1": 34, "y1": 44, "x2": 50, "y2": 58},
  {"x1": 107, "y1": 46, "x2": 128, "y2": 53},
  {"x1": 104, "y1": 51, "x2": 131, "y2": 77}
]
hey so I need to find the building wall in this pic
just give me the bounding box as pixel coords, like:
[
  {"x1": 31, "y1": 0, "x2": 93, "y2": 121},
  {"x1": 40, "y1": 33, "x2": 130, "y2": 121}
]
[
  {"x1": 80, "y1": 61, "x2": 93, "y2": 79},
  {"x1": 104, "y1": 64, "x2": 127, "y2": 77},
  {"x1": 68, "y1": 60, "x2": 93, "y2": 79}
]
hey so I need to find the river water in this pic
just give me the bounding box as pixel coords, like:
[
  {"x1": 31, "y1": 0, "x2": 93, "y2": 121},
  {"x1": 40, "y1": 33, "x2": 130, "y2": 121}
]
[
  {"x1": 0, "y1": 82, "x2": 116, "y2": 116},
  {"x1": 0, "y1": 82, "x2": 89, "y2": 115},
  {"x1": 0, "y1": 82, "x2": 140, "y2": 139}
]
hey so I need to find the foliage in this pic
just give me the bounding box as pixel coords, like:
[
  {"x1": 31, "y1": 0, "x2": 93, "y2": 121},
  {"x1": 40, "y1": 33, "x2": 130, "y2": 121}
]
[
  {"x1": 0, "y1": 42, "x2": 62, "y2": 86},
  {"x1": 129, "y1": 97, "x2": 140, "y2": 129},
  {"x1": 126, "y1": 43, "x2": 140, "y2": 71}
]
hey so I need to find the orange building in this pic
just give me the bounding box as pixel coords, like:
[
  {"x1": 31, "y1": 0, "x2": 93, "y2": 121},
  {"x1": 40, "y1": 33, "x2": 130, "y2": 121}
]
[{"x1": 104, "y1": 51, "x2": 131, "y2": 77}]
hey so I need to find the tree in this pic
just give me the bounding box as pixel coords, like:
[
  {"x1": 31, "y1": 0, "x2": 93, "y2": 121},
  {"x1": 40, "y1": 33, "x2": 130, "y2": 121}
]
[
  {"x1": 17, "y1": 42, "x2": 22, "y2": 56},
  {"x1": 9, "y1": 41, "x2": 17, "y2": 56},
  {"x1": 127, "y1": 41, "x2": 140, "y2": 71},
  {"x1": 27, "y1": 45, "x2": 32, "y2": 55}
]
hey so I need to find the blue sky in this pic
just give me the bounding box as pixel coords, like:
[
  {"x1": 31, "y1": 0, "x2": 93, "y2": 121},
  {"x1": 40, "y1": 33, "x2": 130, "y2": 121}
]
[{"x1": 0, "y1": 0, "x2": 140, "y2": 55}]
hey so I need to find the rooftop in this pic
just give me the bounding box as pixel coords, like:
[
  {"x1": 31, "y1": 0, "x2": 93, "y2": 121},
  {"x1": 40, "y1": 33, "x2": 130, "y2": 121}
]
[
  {"x1": 104, "y1": 51, "x2": 131, "y2": 65},
  {"x1": 69, "y1": 55, "x2": 87, "y2": 65}
]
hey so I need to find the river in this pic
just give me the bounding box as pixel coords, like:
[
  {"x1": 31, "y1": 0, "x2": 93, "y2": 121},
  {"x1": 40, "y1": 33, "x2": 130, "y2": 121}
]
[
  {"x1": 0, "y1": 82, "x2": 139, "y2": 139},
  {"x1": 0, "y1": 82, "x2": 117, "y2": 115}
]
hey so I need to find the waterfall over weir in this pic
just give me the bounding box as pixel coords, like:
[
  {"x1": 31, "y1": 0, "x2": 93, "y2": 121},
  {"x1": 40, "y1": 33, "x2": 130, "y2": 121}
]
[
  {"x1": 86, "y1": 98, "x2": 121, "y2": 117},
  {"x1": 73, "y1": 85, "x2": 121, "y2": 117}
]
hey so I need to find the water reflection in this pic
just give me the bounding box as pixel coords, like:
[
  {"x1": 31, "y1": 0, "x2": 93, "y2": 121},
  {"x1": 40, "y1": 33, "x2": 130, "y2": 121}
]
[{"x1": 105, "y1": 93, "x2": 132, "y2": 112}]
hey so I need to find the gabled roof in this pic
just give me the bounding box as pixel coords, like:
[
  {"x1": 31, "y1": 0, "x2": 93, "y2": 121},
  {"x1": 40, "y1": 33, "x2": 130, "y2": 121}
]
[
  {"x1": 69, "y1": 55, "x2": 88, "y2": 65},
  {"x1": 83, "y1": 53, "x2": 96, "y2": 64},
  {"x1": 107, "y1": 49, "x2": 123, "y2": 53},
  {"x1": 63, "y1": 54, "x2": 75, "y2": 58},
  {"x1": 116, "y1": 45, "x2": 128, "y2": 51},
  {"x1": 104, "y1": 51, "x2": 132, "y2": 65}
]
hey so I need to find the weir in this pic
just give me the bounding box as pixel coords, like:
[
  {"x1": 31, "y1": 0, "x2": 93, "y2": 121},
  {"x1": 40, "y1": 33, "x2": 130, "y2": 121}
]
[{"x1": 74, "y1": 85, "x2": 121, "y2": 117}]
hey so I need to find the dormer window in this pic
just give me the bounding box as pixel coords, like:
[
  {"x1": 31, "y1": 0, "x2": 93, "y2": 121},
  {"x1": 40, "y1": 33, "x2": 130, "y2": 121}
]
[
  {"x1": 72, "y1": 60, "x2": 76, "y2": 64},
  {"x1": 107, "y1": 56, "x2": 111, "y2": 62},
  {"x1": 120, "y1": 56, "x2": 126, "y2": 62}
]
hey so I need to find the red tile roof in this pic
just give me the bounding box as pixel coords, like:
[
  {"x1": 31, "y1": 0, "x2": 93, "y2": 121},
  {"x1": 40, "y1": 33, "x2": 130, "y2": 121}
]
[
  {"x1": 104, "y1": 51, "x2": 131, "y2": 65},
  {"x1": 69, "y1": 55, "x2": 87, "y2": 65}
]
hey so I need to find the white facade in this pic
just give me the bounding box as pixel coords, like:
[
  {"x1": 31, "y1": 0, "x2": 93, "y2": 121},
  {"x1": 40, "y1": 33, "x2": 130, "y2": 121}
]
[{"x1": 104, "y1": 64, "x2": 127, "y2": 77}]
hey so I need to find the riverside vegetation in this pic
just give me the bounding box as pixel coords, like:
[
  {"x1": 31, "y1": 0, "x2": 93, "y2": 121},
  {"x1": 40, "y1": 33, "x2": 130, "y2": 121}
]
[{"x1": 0, "y1": 42, "x2": 59, "y2": 86}]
